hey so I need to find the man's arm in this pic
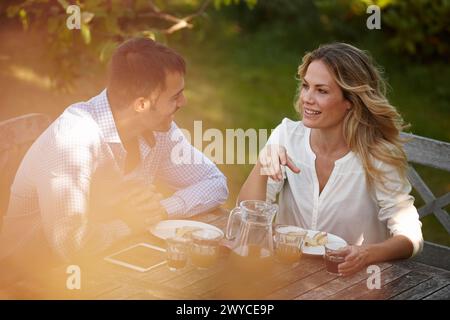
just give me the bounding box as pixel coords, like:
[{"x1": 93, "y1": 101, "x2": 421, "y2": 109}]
[
  {"x1": 156, "y1": 124, "x2": 228, "y2": 217},
  {"x1": 36, "y1": 124, "x2": 131, "y2": 262}
]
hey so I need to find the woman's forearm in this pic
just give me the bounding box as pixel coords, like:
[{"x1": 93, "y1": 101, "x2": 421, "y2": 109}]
[
  {"x1": 367, "y1": 235, "x2": 414, "y2": 265},
  {"x1": 339, "y1": 235, "x2": 415, "y2": 276},
  {"x1": 237, "y1": 162, "x2": 269, "y2": 204}
]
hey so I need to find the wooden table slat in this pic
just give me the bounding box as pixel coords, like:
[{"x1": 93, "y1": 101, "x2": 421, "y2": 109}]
[
  {"x1": 356, "y1": 271, "x2": 431, "y2": 300},
  {"x1": 423, "y1": 284, "x2": 450, "y2": 300},
  {"x1": 296, "y1": 262, "x2": 392, "y2": 300},
  {"x1": 161, "y1": 264, "x2": 226, "y2": 290},
  {"x1": 204, "y1": 258, "x2": 323, "y2": 300},
  {"x1": 95, "y1": 284, "x2": 145, "y2": 300},
  {"x1": 262, "y1": 258, "x2": 326, "y2": 297},
  {"x1": 391, "y1": 277, "x2": 450, "y2": 300},
  {"x1": 325, "y1": 264, "x2": 411, "y2": 300},
  {"x1": 395, "y1": 260, "x2": 450, "y2": 277},
  {"x1": 266, "y1": 268, "x2": 337, "y2": 300}
]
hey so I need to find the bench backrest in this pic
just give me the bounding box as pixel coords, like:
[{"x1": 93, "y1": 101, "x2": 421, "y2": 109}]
[
  {"x1": 0, "y1": 114, "x2": 51, "y2": 225},
  {"x1": 401, "y1": 132, "x2": 450, "y2": 270}
]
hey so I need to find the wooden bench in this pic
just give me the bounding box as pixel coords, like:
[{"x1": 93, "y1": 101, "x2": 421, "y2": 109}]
[
  {"x1": 401, "y1": 132, "x2": 450, "y2": 270},
  {"x1": 0, "y1": 113, "x2": 51, "y2": 227}
]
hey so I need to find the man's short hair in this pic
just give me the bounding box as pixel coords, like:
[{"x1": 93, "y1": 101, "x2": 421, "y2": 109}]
[{"x1": 107, "y1": 37, "x2": 186, "y2": 108}]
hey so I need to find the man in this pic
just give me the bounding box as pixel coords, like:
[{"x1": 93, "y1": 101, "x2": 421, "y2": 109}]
[{"x1": 0, "y1": 38, "x2": 228, "y2": 264}]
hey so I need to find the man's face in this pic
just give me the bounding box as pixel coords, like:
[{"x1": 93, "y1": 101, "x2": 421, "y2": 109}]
[{"x1": 137, "y1": 72, "x2": 186, "y2": 132}]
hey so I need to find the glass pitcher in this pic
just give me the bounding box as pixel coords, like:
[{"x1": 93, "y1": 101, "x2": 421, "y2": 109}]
[{"x1": 225, "y1": 200, "x2": 278, "y2": 275}]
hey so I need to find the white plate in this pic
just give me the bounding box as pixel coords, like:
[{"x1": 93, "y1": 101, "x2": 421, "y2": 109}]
[
  {"x1": 302, "y1": 230, "x2": 347, "y2": 256},
  {"x1": 149, "y1": 220, "x2": 224, "y2": 240}
]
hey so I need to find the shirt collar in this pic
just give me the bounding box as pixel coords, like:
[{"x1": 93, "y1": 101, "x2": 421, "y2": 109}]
[
  {"x1": 90, "y1": 89, "x2": 169, "y2": 159},
  {"x1": 304, "y1": 126, "x2": 354, "y2": 166},
  {"x1": 90, "y1": 89, "x2": 123, "y2": 144}
]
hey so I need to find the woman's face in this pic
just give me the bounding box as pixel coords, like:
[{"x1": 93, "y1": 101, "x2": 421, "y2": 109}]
[{"x1": 299, "y1": 60, "x2": 350, "y2": 130}]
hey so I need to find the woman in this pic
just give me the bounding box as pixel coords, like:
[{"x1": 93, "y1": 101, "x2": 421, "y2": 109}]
[{"x1": 238, "y1": 43, "x2": 423, "y2": 276}]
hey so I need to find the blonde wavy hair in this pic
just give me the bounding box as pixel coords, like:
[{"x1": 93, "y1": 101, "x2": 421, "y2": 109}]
[{"x1": 296, "y1": 42, "x2": 409, "y2": 189}]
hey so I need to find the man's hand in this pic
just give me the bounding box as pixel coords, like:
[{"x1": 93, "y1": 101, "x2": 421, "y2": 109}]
[
  {"x1": 118, "y1": 182, "x2": 168, "y2": 232},
  {"x1": 90, "y1": 180, "x2": 168, "y2": 232},
  {"x1": 123, "y1": 183, "x2": 163, "y2": 214}
]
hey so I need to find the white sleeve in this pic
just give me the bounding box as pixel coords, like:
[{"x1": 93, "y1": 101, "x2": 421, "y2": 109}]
[
  {"x1": 264, "y1": 119, "x2": 289, "y2": 202},
  {"x1": 374, "y1": 162, "x2": 424, "y2": 257},
  {"x1": 266, "y1": 118, "x2": 290, "y2": 146},
  {"x1": 266, "y1": 177, "x2": 284, "y2": 203}
]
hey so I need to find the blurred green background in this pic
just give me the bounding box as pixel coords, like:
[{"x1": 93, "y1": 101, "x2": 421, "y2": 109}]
[{"x1": 0, "y1": 0, "x2": 449, "y2": 245}]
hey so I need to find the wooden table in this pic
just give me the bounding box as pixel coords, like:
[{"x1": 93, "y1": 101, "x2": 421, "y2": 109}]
[{"x1": 3, "y1": 209, "x2": 450, "y2": 300}]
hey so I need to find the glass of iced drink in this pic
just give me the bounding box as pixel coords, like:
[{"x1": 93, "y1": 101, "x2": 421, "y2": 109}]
[
  {"x1": 190, "y1": 229, "x2": 223, "y2": 269},
  {"x1": 274, "y1": 225, "x2": 307, "y2": 266},
  {"x1": 166, "y1": 236, "x2": 191, "y2": 271},
  {"x1": 324, "y1": 242, "x2": 346, "y2": 275}
]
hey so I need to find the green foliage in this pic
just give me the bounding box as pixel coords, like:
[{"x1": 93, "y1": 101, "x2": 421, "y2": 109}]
[
  {"x1": 2, "y1": 0, "x2": 249, "y2": 90},
  {"x1": 217, "y1": 0, "x2": 321, "y2": 31},
  {"x1": 382, "y1": 0, "x2": 450, "y2": 58},
  {"x1": 311, "y1": 0, "x2": 375, "y2": 39},
  {"x1": 312, "y1": 0, "x2": 450, "y2": 59},
  {"x1": 222, "y1": 0, "x2": 449, "y2": 60},
  {"x1": 4, "y1": 0, "x2": 448, "y2": 89},
  {"x1": 214, "y1": 0, "x2": 257, "y2": 9}
]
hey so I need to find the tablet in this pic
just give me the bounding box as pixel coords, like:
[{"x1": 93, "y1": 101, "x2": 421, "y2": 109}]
[{"x1": 104, "y1": 243, "x2": 167, "y2": 272}]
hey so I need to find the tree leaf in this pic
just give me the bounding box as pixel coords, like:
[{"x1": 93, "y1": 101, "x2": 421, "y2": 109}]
[
  {"x1": 19, "y1": 9, "x2": 28, "y2": 31},
  {"x1": 6, "y1": 5, "x2": 20, "y2": 18},
  {"x1": 99, "y1": 41, "x2": 118, "y2": 63},
  {"x1": 57, "y1": 0, "x2": 70, "y2": 9},
  {"x1": 81, "y1": 24, "x2": 91, "y2": 44},
  {"x1": 81, "y1": 11, "x2": 95, "y2": 24}
]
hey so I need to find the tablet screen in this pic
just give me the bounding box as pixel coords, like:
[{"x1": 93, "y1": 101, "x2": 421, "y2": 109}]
[{"x1": 106, "y1": 244, "x2": 166, "y2": 271}]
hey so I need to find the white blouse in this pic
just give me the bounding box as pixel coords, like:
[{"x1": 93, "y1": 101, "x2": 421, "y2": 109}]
[{"x1": 266, "y1": 118, "x2": 423, "y2": 257}]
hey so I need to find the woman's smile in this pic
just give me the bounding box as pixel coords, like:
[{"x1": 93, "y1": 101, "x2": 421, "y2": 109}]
[{"x1": 303, "y1": 107, "x2": 322, "y2": 118}]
